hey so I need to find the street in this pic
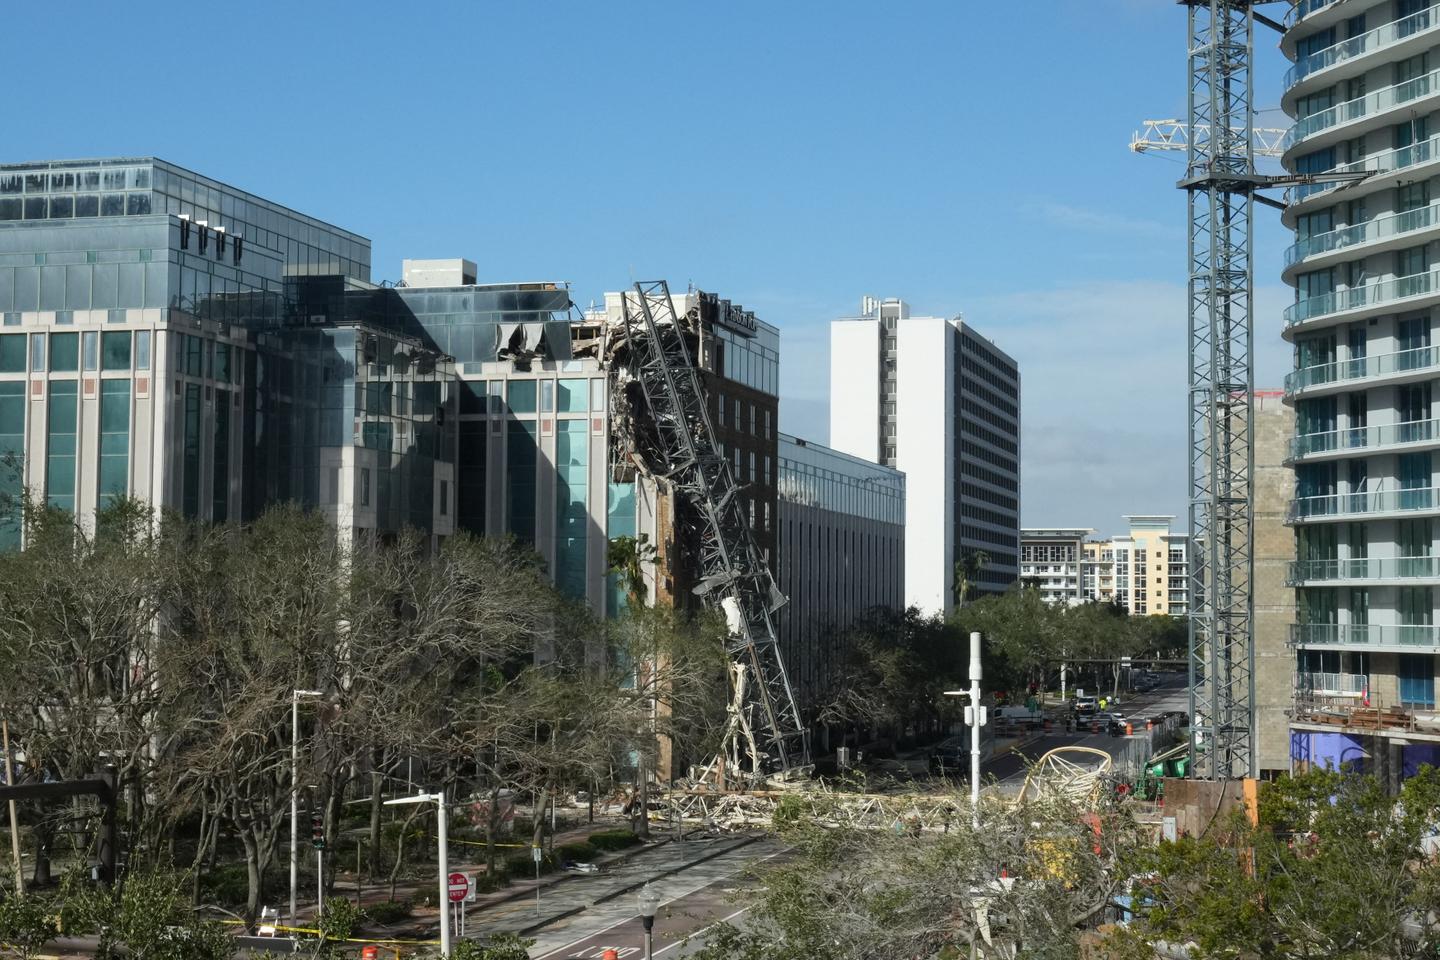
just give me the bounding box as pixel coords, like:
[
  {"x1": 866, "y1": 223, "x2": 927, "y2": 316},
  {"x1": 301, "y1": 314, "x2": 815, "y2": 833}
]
[{"x1": 983, "y1": 674, "x2": 1190, "y2": 789}]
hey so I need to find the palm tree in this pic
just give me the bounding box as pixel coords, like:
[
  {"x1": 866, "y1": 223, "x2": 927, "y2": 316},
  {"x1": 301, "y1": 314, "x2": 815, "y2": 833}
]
[{"x1": 952, "y1": 549, "x2": 990, "y2": 607}]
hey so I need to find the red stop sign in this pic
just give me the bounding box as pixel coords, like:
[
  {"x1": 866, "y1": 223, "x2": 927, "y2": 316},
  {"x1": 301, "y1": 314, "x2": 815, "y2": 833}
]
[{"x1": 447, "y1": 872, "x2": 469, "y2": 903}]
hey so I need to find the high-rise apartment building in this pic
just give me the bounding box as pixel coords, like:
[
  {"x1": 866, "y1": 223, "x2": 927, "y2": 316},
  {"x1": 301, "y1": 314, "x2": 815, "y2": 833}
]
[
  {"x1": 1078, "y1": 517, "x2": 1192, "y2": 616},
  {"x1": 829, "y1": 297, "x2": 1020, "y2": 614},
  {"x1": 1019, "y1": 528, "x2": 1092, "y2": 605},
  {"x1": 1281, "y1": 3, "x2": 1440, "y2": 778}
]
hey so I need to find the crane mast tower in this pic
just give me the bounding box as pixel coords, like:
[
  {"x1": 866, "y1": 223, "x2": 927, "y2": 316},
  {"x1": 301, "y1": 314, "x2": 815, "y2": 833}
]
[{"x1": 1181, "y1": 0, "x2": 1286, "y2": 780}]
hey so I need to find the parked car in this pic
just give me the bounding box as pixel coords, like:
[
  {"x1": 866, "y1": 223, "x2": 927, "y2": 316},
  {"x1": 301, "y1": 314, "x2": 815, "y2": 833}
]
[
  {"x1": 1074, "y1": 694, "x2": 1099, "y2": 717},
  {"x1": 929, "y1": 737, "x2": 971, "y2": 780}
]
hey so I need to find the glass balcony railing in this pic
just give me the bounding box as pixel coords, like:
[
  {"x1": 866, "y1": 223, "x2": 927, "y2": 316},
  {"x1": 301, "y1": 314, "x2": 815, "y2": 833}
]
[
  {"x1": 1286, "y1": 6, "x2": 1439, "y2": 89},
  {"x1": 1284, "y1": 267, "x2": 1440, "y2": 328},
  {"x1": 1287, "y1": 555, "x2": 1440, "y2": 583},
  {"x1": 1288, "y1": 416, "x2": 1440, "y2": 458},
  {"x1": 1286, "y1": 0, "x2": 1338, "y2": 27},
  {"x1": 1286, "y1": 204, "x2": 1440, "y2": 267},
  {"x1": 1290, "y1": 622, "x2": 1440, "y2": 648},
  {"x1": 1288, "y1": 134, "x2": 1440, "y2": 204},
  {"x1": 1294, "y1": 670, "x2": 1368, "y2": 696},
  {"x1": 1285, "y1": 67, "x2": 1440, "y2": 150},
  {"x1": 1285, "y1": 344, "x2": 1440, "y2": 394},
  {"x1": 1288, "y1": 484, "x2": 1440, "y2": 521}
]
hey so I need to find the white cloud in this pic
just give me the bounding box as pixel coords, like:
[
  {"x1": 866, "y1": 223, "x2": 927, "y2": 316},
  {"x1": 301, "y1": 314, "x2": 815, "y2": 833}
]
[{"x1": 1023, "y1": 200, "x2": 1181, "y2": 240}]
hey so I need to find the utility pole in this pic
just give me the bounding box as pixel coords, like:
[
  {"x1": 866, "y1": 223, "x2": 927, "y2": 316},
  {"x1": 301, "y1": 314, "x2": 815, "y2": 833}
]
[{"x1": 3, "y1": 717, "x2": 23, "y2": 896}]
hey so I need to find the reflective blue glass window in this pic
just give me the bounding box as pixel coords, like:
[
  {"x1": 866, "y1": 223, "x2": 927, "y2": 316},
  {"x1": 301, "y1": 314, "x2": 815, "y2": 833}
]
[
  {"x1": 29, "y1": 334, "x2": 44, "y2": 372},
  {"x1": 0, "y1": 381, "x2": 22, "y2": 550},
  {"x1": 135, "y1": 330, "x2": 151, "y2": 370},
  {"x1": 555, "y1": 420, "x2": 588, "y2": 598},
  {"x1": 507, "y1": 420, "x2": 537, "y2": 543},
  {"x1": 558, "y1": 378, "x2": 588, "y2": 413},
  {"x1": 82, "y1": 331, "x2": 98, "y2": 372},
  {"x1": 101, "y1": 332, "x2": 131, "y2": 371},
  {"x1": 508, "y1": 379, "x2": 536, "y2": 414},
  {"x1": 46, "y1": 380, "x2": 78, "y2": 513},
  {"x1": 0, "y1": 335, "x2": 24, "y2": 373},
  {"x1": 49, "y1": 333, "x2": 78, "y2": 372},
  {"x1": 98, "y1": 379, "x2": 130, "y2": 505}
]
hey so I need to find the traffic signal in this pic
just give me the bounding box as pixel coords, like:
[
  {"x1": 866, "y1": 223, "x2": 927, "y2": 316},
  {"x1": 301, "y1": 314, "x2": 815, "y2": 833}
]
[{"x1": 311, "y1": 813, "x2": 325, "y2": 850}]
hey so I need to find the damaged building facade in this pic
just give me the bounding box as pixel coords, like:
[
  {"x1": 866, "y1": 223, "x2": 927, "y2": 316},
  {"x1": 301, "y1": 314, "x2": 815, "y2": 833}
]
[{"x1": 1, "y1": 158, "x2": 913, "y2": 773}]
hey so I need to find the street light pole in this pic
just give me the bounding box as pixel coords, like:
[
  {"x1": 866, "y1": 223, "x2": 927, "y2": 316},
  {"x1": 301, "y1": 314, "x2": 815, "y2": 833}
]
[
  {"x1": 637, "y1": 882, "x2": 659, "y2": 960},
  {"x1": 944, "y1": 632, "x2": 987, "y2": 830},
  {"x1": 289, "y1": 689, "x2": 322, "y2": 927},
  {"x1": 967, "y1": 631, "x2": 984, "y2": 830},
  {"x1": 386, "y1": 793, "x2": 449, "y2": 957}
]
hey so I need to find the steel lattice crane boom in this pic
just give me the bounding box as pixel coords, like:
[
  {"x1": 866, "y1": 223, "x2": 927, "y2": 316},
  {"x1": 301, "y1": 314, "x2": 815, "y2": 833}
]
[
  {"x1": 1130, "y1": 119, "x2": 1288, "y2": 158},
  {"x1": 615, "y1": 281, "x2": 808, "y2": 778}
]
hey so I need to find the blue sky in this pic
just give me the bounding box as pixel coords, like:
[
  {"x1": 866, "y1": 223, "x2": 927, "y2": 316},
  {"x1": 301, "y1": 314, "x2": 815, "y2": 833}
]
[{"x1": 6, "y1": 0, "x2": 1297, "y2": 537}]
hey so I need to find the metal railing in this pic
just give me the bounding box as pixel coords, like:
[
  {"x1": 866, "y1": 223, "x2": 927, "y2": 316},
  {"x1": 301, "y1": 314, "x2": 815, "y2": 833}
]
[
  {"x1": 1287, "y1": 0, "x2": 1340, "y2": 26},
  {"x1": 1290, "y1": 622, "x2": 1440, "y2": 647},
  {"x1": 1285, "y1": 344, "x2": 1439, "y2": 394},
  {"x1": 1286, "y1": 67, "x2": 1440, "y2": 149},
  {"x1": 1285, "y1": 267, "x2": 1440, "y2": 328},
  {"x1": 1288, "y1": 134, "x2": 1440, "y2": 204},
  {"x1": 1287, "y1": 6, "x2": 1439, "y2": 88},
  {"x1": 1294, "y1": 670, "x2": 1368, "y2": 696},
  {"x1": 1287, "y1": 555, "x2": 1440, "y2": 583},
  {"x1": 1286, "y1": 204, "x2": 1440, "y2": 267},
  {"x1": 1288, "y1": 416, "x2": 1440, "y2": 459},
  {"x1": 1288, "y1": 484, "x2": 1440, "y2": 521}
]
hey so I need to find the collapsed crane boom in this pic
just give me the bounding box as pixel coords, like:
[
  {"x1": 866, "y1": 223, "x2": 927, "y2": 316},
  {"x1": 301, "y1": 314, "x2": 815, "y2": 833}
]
[{"x1": 615, "y1": 281, "x2": 808, "y2": 776}]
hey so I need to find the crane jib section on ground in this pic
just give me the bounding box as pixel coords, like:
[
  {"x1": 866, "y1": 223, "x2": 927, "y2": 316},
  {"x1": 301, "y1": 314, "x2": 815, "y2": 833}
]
[{"x1": 618, "y1": 281, "x2": 809, "y2": 774}]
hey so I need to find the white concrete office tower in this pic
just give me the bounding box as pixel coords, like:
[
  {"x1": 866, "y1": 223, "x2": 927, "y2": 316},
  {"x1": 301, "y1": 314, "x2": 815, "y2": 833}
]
[
  {"x1": 1282, "y1": 2, "x2": 1440, "y2": 777},
  {"x1": 830, "y1": 297, "x2": 1020, "y2": 614}
]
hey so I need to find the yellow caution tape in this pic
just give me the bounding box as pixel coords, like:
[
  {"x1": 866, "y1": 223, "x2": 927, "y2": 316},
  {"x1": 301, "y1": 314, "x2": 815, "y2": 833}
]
[{"x1": 220, "y1": 919, "x2": 439, "y2": 945}]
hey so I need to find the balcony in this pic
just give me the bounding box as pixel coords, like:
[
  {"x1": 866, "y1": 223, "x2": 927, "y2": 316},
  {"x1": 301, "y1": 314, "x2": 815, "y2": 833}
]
[
  {"x1": 1295, "y1": 670, "x2": 1368, "y2": 697},
  {"x1": 1286, "y1": 0, "x2": 1340, "y2": 27},
  {"x1": 1290, "y1": 621, "x2": 1440, "y2": 650},
  {"x1": 1286, "y1": 134, "x2": 1440, "y2": 207},
  {"x1": 1285, "y1": 204, "x2": 1440, "y2": 271},
  {"x1": 1284, "y1": 67, "x2": 1440, "y2": 152},
  {"x1": 1285, "y1": 344, "x2": 1440, "y2": 396},
  {"x1": 1286, "y1": 6, "x2": 1440, "y2": 90},
  {"x1": 1287, "y1": 416, "x2": 1440, "y2": 461},
  {"x1": 1287, "y1": 554, "x2": 1440, "y2": 584},
  {"x1": 1284, "y1": 267, "x2": 1440, "y2": 332},
  {"x1": 1288, "y1": 483, "x2": 1440, "y2": 522}
]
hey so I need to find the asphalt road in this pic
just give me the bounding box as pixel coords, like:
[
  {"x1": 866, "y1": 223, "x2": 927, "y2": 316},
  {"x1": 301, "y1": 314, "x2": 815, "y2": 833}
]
[
  {"x1": 982, "y1": 676, "x2": 1190, "y2": 788},
  {"x1": 527, "y1": 841, "x2": 789, "y2": 959}
]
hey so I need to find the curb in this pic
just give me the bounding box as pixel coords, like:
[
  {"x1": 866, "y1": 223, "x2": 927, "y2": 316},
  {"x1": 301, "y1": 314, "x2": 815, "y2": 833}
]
[
  {"x1": 590, "y1": 832, "x2": 765, "y2": 905},
  {"x1": 515, "y1": 903, "x2": 590, "y2": 935}
]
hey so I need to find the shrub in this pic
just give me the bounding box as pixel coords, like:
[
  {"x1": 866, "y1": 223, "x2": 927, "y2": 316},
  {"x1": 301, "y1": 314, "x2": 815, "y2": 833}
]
[
  {"x1": 588, "y1": 829, "x2": 642, "y2": 852},
  {"x1": 362, "y1": 899, "x2": 412, "y2": 925}
]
